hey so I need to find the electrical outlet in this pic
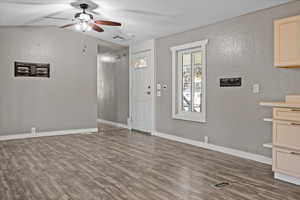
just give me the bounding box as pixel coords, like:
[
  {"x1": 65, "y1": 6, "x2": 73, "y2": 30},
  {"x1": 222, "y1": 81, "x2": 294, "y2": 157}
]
[
  {"x1": 204, "y1": 136, "x2": 209, "y2": 144},
  {"x1": 31, "y1": 127, "x2": 36, "y2": 135},
  {"x1": 157, "y1": 84, "x2": 161, "y2": 90}
]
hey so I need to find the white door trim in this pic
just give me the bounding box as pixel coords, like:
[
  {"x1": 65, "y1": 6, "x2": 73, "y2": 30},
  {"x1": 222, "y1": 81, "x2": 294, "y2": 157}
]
[{"x1": 129, "y1": 40, "x2": 156, "y2": 133}]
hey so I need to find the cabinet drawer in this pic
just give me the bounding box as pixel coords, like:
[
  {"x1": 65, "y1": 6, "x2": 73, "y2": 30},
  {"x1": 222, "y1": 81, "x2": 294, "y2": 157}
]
[
  {"x1": 273, "y1": 120, "x2": 300, "y2": 149},
  {"x1": 273, "y1": 148, "x2": 300, "y2": 178},
  {"x1": 273, "y1": 108, "x2": 300, "y2": 121}
]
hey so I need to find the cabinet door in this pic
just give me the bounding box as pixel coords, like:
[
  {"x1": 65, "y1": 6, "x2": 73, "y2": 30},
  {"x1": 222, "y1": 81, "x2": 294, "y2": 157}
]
[{"x1": 274, "y1": 15, "x2": 300, "y2": 68}]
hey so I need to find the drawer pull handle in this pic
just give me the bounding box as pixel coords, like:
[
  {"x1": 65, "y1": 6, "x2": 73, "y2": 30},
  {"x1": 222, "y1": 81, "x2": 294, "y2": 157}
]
[
  {"x1": 291, "y1": 152, "x2": 300, "y2": 156},
  {"x1": 290, "y1": 109, "x2": 300, "y2": 112},
  {"x1": 290, "y1": 123, "x2": 300, "y2": 126}
]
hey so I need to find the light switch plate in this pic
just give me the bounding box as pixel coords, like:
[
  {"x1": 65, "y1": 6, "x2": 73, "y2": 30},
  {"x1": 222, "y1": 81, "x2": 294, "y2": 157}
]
[{"x1": 253, "y1": 84, "x2": 260, "y2": 93}]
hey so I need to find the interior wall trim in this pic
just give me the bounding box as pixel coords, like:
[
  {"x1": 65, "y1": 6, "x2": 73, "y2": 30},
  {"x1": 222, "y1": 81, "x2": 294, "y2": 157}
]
[
  {"x1": 274, "y1": 172, "x2": 300, "y2": 186},
  {"x1": 152, "y1": 131, "x2": 272, "y2": 165},
  {"x1": 0, "y1": 128, "x2": 98, "y2": 141},
  {"x1": 97, "y1": 119, "x2": 130, "y2": 129}
]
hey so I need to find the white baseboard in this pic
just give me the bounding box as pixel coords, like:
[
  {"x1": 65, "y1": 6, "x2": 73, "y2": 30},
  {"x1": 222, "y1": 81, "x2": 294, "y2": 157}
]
[
  {"x1": 97, "y1": 119, "x2": 130, "y2": 129},
  {"x1": 275, "y1": 173, "x2": 300, "y2": 185},
  {"x1": 0, "y1": 128, "x2": 98, "y2": 141},
  {"x1": 152, "y1": 132, "x2": 272, "y2": 165}
]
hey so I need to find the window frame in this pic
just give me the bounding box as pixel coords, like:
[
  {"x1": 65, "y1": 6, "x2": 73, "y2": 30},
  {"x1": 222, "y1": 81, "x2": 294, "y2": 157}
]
[{"x1": 171, "y1": 39, "x2": 208, "y2": 123}]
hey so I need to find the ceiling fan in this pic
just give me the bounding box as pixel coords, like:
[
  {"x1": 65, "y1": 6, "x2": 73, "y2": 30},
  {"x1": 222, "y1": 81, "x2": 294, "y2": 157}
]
[
  {"x1": 0, "y1": 0, "x2": 171, "y2": 19},
  {"x1": 60, "y1": 3, "x2": 121, "y2": 33}
]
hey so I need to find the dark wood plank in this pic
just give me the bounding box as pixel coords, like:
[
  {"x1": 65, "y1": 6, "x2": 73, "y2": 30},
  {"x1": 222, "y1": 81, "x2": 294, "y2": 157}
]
[{"x1": 0, "y1": 124, "x2": 299, "y2": 200}]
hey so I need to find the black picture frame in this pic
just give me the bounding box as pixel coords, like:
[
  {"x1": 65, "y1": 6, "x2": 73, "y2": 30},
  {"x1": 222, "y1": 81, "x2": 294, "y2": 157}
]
[
  {"x1": 220, "y1": 77, "x2": 242, "y2": 87},
  {"x1": 15, "y1": 62, "x2": 50, "y2": 78}
]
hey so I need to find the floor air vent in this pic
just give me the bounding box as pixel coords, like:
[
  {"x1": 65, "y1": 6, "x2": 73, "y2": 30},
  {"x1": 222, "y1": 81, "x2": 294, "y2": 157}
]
[{"x1": 213, "y1": 182, "x2": 230, "y2": 189}]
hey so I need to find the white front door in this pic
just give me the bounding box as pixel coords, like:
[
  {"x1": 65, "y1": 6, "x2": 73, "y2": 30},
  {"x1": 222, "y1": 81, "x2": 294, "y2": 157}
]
[{"x1": 131, "y1": 50, "x2": 153, "y2": 132}]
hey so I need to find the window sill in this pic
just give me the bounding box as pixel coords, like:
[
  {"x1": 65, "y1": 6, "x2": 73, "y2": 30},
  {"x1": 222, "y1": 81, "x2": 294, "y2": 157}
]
[{"x1": 173, "y1": 113, "x2": 206, "y2": 123}]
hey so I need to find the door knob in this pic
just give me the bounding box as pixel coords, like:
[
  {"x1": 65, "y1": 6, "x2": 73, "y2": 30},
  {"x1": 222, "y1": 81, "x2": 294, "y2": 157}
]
[{"x1": 147, "y1": 91, "x2": 151, "y2": 95}]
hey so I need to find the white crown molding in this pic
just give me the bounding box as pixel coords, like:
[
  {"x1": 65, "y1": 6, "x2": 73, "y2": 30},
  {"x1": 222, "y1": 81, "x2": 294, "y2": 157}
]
[
  {"x1": 97, "y1": 119, "x2": 130, "y2": 129},
  {"x1": 152, "y1": 131, "x2": 272, "y2": 165},
  {"x1": 0, "y1": 128, "x2": 98, "y2": 141}
]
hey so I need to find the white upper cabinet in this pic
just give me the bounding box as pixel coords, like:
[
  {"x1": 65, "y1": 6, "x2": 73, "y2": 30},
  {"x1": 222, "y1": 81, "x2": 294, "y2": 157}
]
[{"x1": 274, "y1": 15, "x2": 300, "y2": 68}]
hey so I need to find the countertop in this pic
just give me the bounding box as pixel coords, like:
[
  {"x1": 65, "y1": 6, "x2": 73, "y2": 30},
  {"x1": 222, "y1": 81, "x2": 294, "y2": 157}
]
[{"x1": 260, "y1": 102, "x2": 300, "y2": 108}]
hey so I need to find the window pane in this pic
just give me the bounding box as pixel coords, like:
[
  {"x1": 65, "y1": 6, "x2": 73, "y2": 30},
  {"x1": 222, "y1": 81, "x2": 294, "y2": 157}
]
[
  {"x1": 183, "y1": 53, "x2": 191, "y2": 65},
  {"x1": 193, "y1": 51, "x2": 202, "y2": 112},
  {"x1": 134, "y1": 57, "x2": 148, "y2": 69},
  {"x1": 194, "y1": 52, "x2": 202, "y2": 65},
  {"x1": 182, "y1": 53, "x2": 192, "y2": 112}
]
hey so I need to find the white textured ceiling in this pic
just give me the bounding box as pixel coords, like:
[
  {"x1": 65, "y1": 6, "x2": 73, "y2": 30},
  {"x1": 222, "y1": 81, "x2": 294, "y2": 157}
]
[{"x1": 0, "y1": 0, "x2": 291, "y2": 45}]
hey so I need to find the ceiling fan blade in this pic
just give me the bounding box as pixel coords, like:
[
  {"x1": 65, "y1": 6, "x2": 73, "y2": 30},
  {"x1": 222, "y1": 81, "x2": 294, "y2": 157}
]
[
  {"x1": 121, "y1": 9, "x2": 171, "y2": 17},
  {"x1": 89, "y1": 10, "x2": 102, "y2": 16},
  {"x1": 0, "y1": 0, "x2": 71, "y2": 5},
  {"x1": 98, "y1": 7, "x2": 172, "y2": 18},
  {"x1": 44, "y1": 16, "x2": 71, "y2": 21},
  {"x1": 24, "y1": 8, "x2": 74, "y2": 25},
  {"x1": 60, "y1": 23, "x2": 75, "y2": 28},
  {"x1": 94, "y1": 20, "x2": 121, "y2": 26},
  {"x1": 89, "y1": 24, "x2": 104, "y2": 32}
]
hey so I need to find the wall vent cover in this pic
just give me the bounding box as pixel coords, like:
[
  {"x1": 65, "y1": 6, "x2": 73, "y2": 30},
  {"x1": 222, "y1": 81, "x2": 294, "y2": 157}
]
[{"x1": 213, "y1": 182, "x2": 230, "y2": 189}]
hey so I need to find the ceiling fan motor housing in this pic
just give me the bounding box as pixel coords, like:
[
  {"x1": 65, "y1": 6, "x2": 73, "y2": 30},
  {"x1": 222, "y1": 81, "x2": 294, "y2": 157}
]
[{"x1": 75, "y1": 4, "x2": 93, "y2": 21}]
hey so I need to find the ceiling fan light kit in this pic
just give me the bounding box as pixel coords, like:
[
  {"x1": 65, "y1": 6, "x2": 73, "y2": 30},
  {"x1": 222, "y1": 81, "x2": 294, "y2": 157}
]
[
  {"x1": 75, "y1": 22, "x2": 92, "y2": 32},
  {"x1": 74, "y1": 4, "x2": 94, "y2": 32},
  {"x1": 77, "y1": 12, "x2": 93, "y2": 21}
]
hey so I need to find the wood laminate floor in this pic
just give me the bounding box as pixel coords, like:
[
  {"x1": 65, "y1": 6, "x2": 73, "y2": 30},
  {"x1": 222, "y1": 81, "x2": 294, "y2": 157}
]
[
  {"x1": 98, "y1": 123, "x2": 126, "y2": 132},
  {"x1": 0, "y1": 125, "x2": 299, "y2": 200}
]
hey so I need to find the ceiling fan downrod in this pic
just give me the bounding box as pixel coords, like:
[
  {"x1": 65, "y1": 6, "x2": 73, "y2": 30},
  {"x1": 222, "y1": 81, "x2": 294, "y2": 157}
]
[{"x1": 80, "y1": 3, "x2": 89, "y2": 12}]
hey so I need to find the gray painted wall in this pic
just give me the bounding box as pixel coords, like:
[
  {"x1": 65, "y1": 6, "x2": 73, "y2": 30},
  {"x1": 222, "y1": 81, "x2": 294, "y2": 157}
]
[
  {"x1": 97, "y1": 47, "x2": 129, "y2": 124},
  {"x1": 0, "y1": 27, "x2": 98, "y2": 135},
  {"x1": 155, "y1": 1, "x2": 300, "y2": 157}
]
